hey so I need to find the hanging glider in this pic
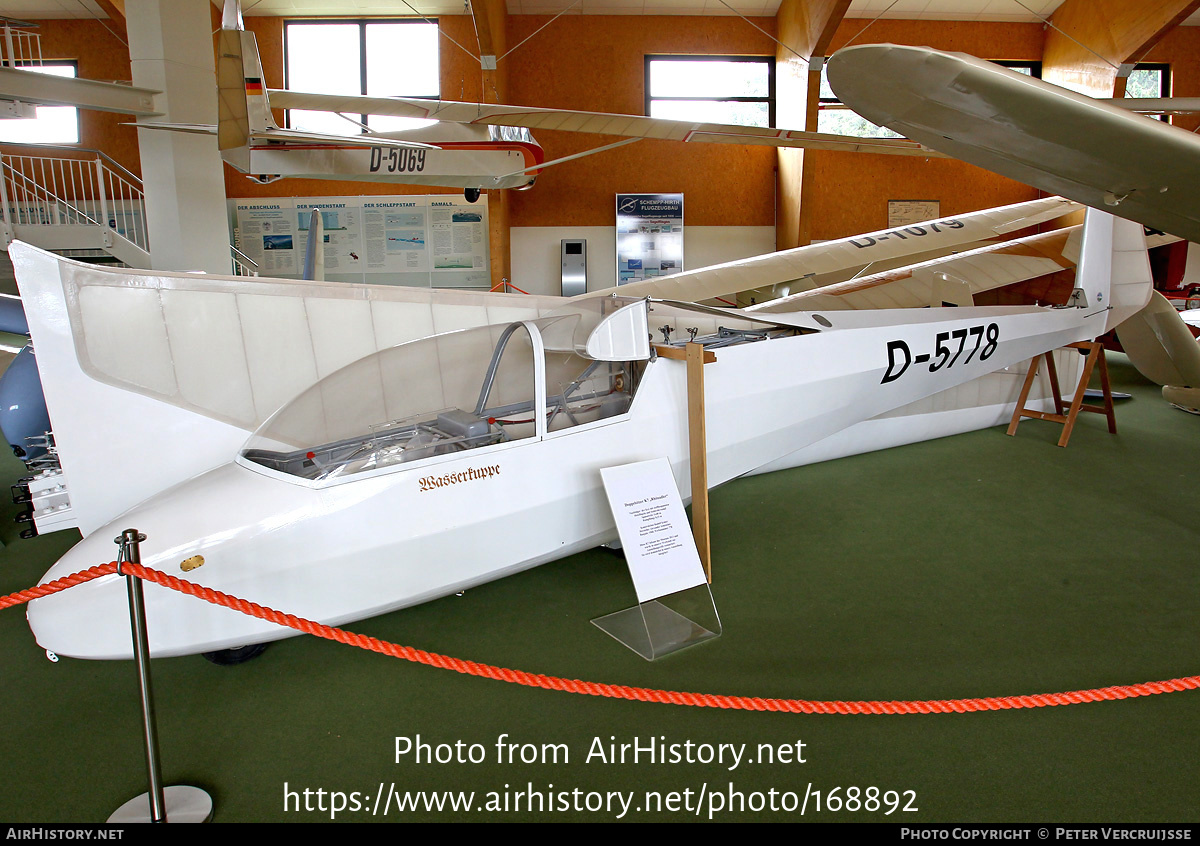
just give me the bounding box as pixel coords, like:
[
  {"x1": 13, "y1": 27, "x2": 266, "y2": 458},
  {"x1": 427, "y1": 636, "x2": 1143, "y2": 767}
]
[
  {"x1": 0, "y1": 1, "x2": 944, "y2": 202},
  {"x1": 203, "y1": 3, "x2": 941, "y2": 199}
]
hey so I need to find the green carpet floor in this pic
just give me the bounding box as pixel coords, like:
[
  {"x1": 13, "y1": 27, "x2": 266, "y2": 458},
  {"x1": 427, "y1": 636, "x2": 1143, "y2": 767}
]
[{"x1": 1, "y1": 353, "x2": 1197, "y2": 823}]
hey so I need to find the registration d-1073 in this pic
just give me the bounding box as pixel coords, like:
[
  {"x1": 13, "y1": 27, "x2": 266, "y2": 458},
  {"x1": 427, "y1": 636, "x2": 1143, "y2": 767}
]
[{"x1": 881, "y1": 323, "x2": 999, "y2": 384}]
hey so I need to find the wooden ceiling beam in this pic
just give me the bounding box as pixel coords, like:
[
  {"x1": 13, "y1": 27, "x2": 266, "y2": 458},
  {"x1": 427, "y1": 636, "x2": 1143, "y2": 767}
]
[
  {"x1": 777, "y1": 0, "x2": 849, "y2": 130},
  {"x1": 470, "y1": 0, "x2": 508, "y2": 103},
  {"x1": 775, "y1": 0, "x2": 851, "y2": 251},
  {"x1": 93, "y1": 0, "x2": 127, "y2": 39},
  {"x1": 1044, "y1": 0, "x2": 1200, "y2": 96},
  {"x1": 776, "y1": 0, "x2": 851, "y2": 63}
]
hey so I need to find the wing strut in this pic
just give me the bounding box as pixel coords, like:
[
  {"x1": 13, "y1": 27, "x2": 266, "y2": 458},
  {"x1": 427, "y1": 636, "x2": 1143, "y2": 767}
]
[{"x1": 493, "y1": 136, "x2": 642, "y2": 180}]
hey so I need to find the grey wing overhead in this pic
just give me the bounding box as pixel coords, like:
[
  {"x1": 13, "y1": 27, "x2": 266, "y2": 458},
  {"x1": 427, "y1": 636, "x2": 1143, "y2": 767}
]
[{"x1": 827, "y1": 44, "x2": 1200, "y2": 242}]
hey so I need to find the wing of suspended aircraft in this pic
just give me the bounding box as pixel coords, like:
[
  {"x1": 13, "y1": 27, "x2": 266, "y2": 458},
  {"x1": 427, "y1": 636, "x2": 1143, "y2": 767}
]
[
  {"x1": 578, "y1": 196, "x2": 1080, "y2": 304},
  {"x1": 266, "y1": 89, "x2": 943, "y2": 158},
  {"x1": 133, "y1": 121, "x2": 440, "y2": 150},
  {"x1": 749, "y1": 217, "x2": 1169, "y2": 335},
  {"x1": 749, "y1": 226, "x2": 1082, "y2": 312},
  {"x1": 1101, "y1": 97, "x2": 1200, "y2": 115},
  {"x1": 826, "y1": 44, "x2": 1200, "y2": 242}
]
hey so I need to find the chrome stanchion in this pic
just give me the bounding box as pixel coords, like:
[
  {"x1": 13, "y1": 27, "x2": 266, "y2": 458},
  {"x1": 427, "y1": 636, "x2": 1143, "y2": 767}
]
[{"x1": 108, "y1": 529, "x2": 213, "y2": 824}]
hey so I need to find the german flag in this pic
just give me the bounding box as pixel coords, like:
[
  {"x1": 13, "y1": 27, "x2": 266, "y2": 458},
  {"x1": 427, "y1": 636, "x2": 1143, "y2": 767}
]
[{"x1": 245, "y1": 77, "x2": 263, "y2": 95}]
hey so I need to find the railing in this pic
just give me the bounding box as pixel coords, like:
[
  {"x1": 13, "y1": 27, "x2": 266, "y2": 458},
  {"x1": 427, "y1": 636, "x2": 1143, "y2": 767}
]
[
  {"x1": 0, "y1": 144, "x2": 150, "y2": 257},
  {"x1": 231, "y1": 244, "x2": 259, "y2": 277},
  {"x1": 0, "y1": 142, "x2": 256, "y2": 275},
  {"x1": 0, "y1": 19, "x2": 41, "y2": 68}
]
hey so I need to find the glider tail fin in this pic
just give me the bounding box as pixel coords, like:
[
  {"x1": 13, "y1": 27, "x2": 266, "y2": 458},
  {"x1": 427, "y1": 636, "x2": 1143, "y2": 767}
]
[
  {"x1": 217, "y1": 0, "x2": 275, "y2": 169},
  {"x1": 1074, "y1": 208, "x2": 1153, "y2": 335}
]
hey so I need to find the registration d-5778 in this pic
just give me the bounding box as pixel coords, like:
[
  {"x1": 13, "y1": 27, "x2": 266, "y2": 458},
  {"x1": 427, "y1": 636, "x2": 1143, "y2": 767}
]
[{"x1": 881, "y1": 323, "x2": 999, "y2": 384}]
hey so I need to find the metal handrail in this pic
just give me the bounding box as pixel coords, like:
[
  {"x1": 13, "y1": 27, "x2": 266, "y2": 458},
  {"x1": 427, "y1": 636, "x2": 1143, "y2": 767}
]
[
  {"x1": 230, "y1": 244, "x2": 259, "y2": 276},
  {"x1": 230, "y1": 244, "x2": 258, "y2": 269},
  {"x1": 3, "y1": 165, "x2": 101, "y2": 226},
  {"x1": 1, "y1": 21, "x2": 41, "y2": 68},
  {"x1": 0, "y1": 147, "x2": 150, "y2": 255},
  {"x1": 0, "y1": 142, "x2": 142, "y2": 187}
]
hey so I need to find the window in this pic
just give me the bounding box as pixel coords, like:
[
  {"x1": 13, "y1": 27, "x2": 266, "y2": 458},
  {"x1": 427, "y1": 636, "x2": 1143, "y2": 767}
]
[
  {"x1": 817, "y1": 60, "x2": 1039, "y2": 137},
  {"x1": 0, "y1": 63, "x2": 78, "y2": 144},
  {"x1": 1123, "y1": 63, "x2": 1170, "y2": 122},
  {"x1": 996, "y1": 60, "x2": 1042, "y2": 78},
  {"x1": 645, "y1": 56, "x2": 774, "y2": 127},
  {"x1": 1125, "y1": 63, "x2": 1169, "y2": 98},
  {"x1": 284, "y1": 20, "x2": 438, "y2": 136},
  {"x1": 817, "y1": 63, "x2": 899, "y2": 138}
]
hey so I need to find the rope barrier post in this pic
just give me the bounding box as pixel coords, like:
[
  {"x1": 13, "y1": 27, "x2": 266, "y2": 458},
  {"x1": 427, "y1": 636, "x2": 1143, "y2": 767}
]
[{"x1": 108, "y1": 529, "x2": 213, "y2": 824}]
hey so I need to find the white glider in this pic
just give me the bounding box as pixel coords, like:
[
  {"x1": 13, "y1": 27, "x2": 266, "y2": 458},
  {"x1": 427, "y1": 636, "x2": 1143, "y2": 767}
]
[{"x1": 16, "y1": 207, "x2": 1150, "y2": 659}]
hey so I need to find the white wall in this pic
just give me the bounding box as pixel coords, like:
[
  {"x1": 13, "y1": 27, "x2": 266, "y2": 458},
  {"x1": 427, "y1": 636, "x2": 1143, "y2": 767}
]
[{"x1": 510, "y1": 225, "x2": 776, "y2": 296}]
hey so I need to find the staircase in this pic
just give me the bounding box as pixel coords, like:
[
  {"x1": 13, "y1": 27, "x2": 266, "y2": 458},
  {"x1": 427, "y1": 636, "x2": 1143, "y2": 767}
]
[
  {"x1": 0, "y1": 144, "x2": 152, "y2": 268},
  {"x1": 1, "y1": 16, "x2": 43, "y2": 69}
]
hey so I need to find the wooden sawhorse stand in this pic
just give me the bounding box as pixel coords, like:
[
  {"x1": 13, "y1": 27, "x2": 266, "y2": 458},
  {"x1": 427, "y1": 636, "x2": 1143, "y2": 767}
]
[{"x1": 1006, "y1": 341, "x2": 1117, "y2": 448}]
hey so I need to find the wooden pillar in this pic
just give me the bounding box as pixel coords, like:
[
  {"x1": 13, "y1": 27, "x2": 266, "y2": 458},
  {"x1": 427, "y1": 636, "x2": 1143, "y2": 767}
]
[{"x1": 775, "y1": 0, "x2": 849, "y2": 251}]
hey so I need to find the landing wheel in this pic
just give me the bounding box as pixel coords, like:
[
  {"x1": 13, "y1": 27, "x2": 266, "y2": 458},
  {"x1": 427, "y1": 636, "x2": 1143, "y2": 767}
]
[
  {"x1": 202, "y1": 643, "x2": 269, "y2": 665},
  {"x1": 464, "y1": 188, "x2": 481, "y2": 203}
]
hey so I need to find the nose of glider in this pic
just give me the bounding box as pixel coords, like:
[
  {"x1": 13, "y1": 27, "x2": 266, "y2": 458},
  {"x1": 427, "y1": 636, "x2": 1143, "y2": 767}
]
[
  {"x1": 828, "y1": 43, "x2": 986, "y2": 136},
  {"x1": 27, "y1": 462, "x2": 319, "y2": 660},
  {"x1": 826, "y1": 44, "x2": 928, "y2": 131}
]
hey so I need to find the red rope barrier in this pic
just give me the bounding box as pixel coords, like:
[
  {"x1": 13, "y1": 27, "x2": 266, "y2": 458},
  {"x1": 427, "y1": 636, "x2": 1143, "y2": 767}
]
[
  {"x1": 7, "y1": 561, "x2": 1200, "y2": 714},
  {"x1": 0, "y1": 562, "x2": 116, "y2": 610}
]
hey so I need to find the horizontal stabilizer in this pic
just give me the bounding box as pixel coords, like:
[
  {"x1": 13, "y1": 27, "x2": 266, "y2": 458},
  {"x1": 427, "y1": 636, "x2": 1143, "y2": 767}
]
[
  {"x1": 132, "y1": 122, "x2": 217, "y2": 135},
  {"x1": 1116, "y1": 291, "x2": 1200, "y2": 388}
]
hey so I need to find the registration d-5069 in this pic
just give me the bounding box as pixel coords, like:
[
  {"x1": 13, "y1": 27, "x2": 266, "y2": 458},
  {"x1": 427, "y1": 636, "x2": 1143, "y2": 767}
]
[
  {"x1": 370, "y1": 147, "x2": 427, "y2": 174},
  {"x1": 881, "y1": 323, "x2": 999, "y2": 384}
]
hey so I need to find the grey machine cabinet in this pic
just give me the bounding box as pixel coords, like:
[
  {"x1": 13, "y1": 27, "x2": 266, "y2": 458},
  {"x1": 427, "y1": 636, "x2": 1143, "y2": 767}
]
[{"x1": 561, "y1": 239, "x2": 587, "y2": 297}]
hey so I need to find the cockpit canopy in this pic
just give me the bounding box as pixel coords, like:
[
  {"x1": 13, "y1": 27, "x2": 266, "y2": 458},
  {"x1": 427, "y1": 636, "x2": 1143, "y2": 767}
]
[
  {"x1": 241, "y1": 299, "x2": 650, "y2": 484},
  {"x1": 239, "y1": 296, "x2": 798, "y2": 486}
]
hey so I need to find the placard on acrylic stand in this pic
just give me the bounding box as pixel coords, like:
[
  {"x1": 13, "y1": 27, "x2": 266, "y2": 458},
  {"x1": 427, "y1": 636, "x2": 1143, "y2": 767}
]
[{"x1": 592, "y1": 458, "x2": 721, "y2": 661}]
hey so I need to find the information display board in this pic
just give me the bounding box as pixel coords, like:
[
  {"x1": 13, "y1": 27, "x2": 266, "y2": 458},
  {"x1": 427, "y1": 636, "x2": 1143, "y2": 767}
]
[
  {"x1": 233, "y1": 194, "x2": 490, "y2": 288},
  {"x1": 594, "y1": 457, "x2": 719, "y2": 660},
  {"x1": 600, "y1": 458, "x2": 706, "y2": 604},
  {"x1": 887, "y1": 199, "x2": 941, "y2": 228},
  {"x1": 616, "y1": 193, "x2": 683, "y2": 285}
]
